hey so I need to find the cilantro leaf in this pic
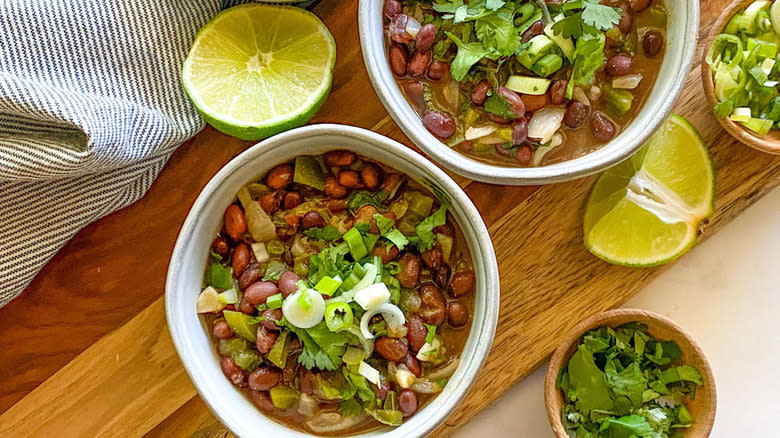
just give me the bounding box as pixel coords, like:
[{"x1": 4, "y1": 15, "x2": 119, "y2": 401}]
[
  {"x1": 346, "y1": 191, "x2": 384, "y2": 213},
  {"x1": 304, "y1": 225, "x2": 342, "y2": 241},
  {"x1": 485, "y1": 0, "x2": 505, "y2": 10},
  {"x1": 414, "y1": 205, "x2": 448, "y2": 251},
  {"x1": 339, "y1": 398, "x2": 363, "y2": 417},
  {"x1": 581, "y1": 0, "x2": 621, "y2": 31},
  {"x1": 343, "y1": 368, "x2": 376, "y2": 402},
  {"x1": 566, "y1": 32, "x2": 606, "y2": 99},
  {"x1": 288, "y1": 322, "x2": 350, "y2": 370},
  {"x1": 445, "y1": 31, "x2": 499, "y2": 81},
  {"x1": 474, "y1": 9, "x2": 518, "y2": 56},
  {"x1": 605, "y1": 359, "x2": 648, "y2": 413},
  {"x1": 374, "y1": 213, "x2": 410, "y2": 250},
  {"x1": 565, "y1": 345, "x2": 615, "y2": 419},
  {"x1": 598, "y1": 414, "x2": 655, "y2": 438},
  {"x1": 484, "y1": 93, "x2": 518, "y2": 119}
]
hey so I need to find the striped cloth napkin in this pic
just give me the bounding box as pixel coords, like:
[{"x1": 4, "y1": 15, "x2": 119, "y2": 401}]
[{"x1": 0, "y1": 0, "x2": 319, "y2": 307}]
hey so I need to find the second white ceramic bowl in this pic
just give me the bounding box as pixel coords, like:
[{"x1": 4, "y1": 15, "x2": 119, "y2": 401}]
[
  {"x1": 165, "y1": 124, "x2": 500, "y2": 438},
  {"x1": 358, "y1": 0, "x2": 699, "y2": 185}
]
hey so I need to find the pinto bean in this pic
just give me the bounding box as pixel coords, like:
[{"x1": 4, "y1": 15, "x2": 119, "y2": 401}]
[
  {"x1": 403, "y1": 80, "x2": 426, "y2": 110},
  {"x1": 324, "y1": 177, "x2": 348, "y2": 199},
  {"x1": 261, "y1": 309, "x2": 282, "y2": 331},
  {"x1": 422, "y1": 111, "x2": 456, "y2": 139},
  {"x1": 250, "y1": 390, "x2": 275, "y2": 411},
  {"x1": 521, "y1": 93, "x2": 548, "y2": 112},
  {"x1": 516, "y1": 145, "x2": 533, "y2": 165},
  {"x1": 259, "y1": 191, "x2": 281, "y2": 215},
  {"x1": 617, "y1": 2, "x2": 632, "y2": 34},
  {"x1": 353, "y1": 204, "x2": 380, "y2": 233},
  {"x1": 605, "y1": 54, "x2": 633, "y2": 76},
  {"x1": 421, "y1": 247, "x2": 443, "y2": 270},
  {"x1": 282, "y1": 192, "x2": 302, "y2": 210},
  {"x1": 267, "y1": 164, "x2": 293, "y2": 189},
  {"x1": 549, "y1": 79, "x2": 568, "y2": 105},
  {"x1": 278, "y1": 271, "x2": 299, "y2": 297},
  {"x1": 224, "y1": 204, "x2": 247, "y2": 241},
  {"x1": 256, "y1": 326, "x2": 277, "y2": 355},
  {"x1": 389, "y1": 14, "x2": 412, "y2": 44},
  {"x1": 213, "y1": 320, "x2": 234, "y2": 339},
  {"x1": 406, "y1": 316, "x2": 427, "y2": 352},
  {"x1": 301, "y1": 211, "x2": 327, "y2": 229},
  {"x1": 375, "y1": 337, "x2": 408, "y2": 363},
  {"x1": 238, "y1": 263, "x2": 261, "y2": 290},
  {"x1": 212, "y1": 236, "x2": 229, "y2": 256},
  {"x1": 299, "y1": 370, "x2": 316, "y2": 395},
  {"x1": 415, "y1": 23, "x2": 436, "y2": 51},
  {"x1": 630, "y1": 0, "x2": 652, "y2": 12},
  {"x1": 449, "y1": 270, "x2": 475, "y2": 297},
  {"x1": 397, "y1": 252, "x2": 421, "y2": 288},
  {"x1": 373, "y1": 242, "x2": 400, "y2": 264},
  {"x1": 399, "y1": 389, "x2": 418, "y2": 417},
  {"x1": 404, "y1": 353, "x2": 422, "y2": 377},
  {"x1": 375, "y1": 379, "x2": 391, "y2": 401},
  {"x1": 383, "y1": 0, "x2": 401, "y2": 19},
  {"x1": 521, "y1": 20, "x2": 544, "y2": 43},
  {"x1": 389, "y1": 44, "x2": 409, "y2": 76},
  {"x1": 512, "y1": 119, "x2": 529, "y2": 145},
  {"x1": 221, "y1": 357, "x2": 248, "y2": 387},
  {"x1": 419, "y1": 283, "x2": 446, "y2": 326},
  {"x1": 564, "y1": 101, "x2": 590, "y2": 129},
  {"x1": 338, "y1": 170, "x2": 363, "y2": 188},
  {"x1": 427, "y1": 61, "x2": 448, "y2": 81},
  {"x1": 361, "y1": 163, "x2": 383, "y2": 190},
  {"x1": 498, "y1": 87, "x2": 526, "y2": 118},
  {"x1": 248, "y1": 367, "x2": 281, "y2": 391},
  {"x1": 238, "y1": 295, "x2": 256, "y2": 315},
  {"x1": 447, "y1": 301, "x2": 469, "y2": 327},
  {"x1": 244, "y1": 281, "x2": 279, "y2": 305},
  {"x1": 407, "y1": 50, "x2": 431, "y2": 77},
  {"x1": 232, "y1": 243, "x2": 251, "y2": 277},
  {"x1": 471, "y1": 80, "x2": 491, "y2": 106},
  {"x1": 643, "y1": 29, "x2": 664, "y2": 57},
  {"x1": 325, "y1": 150, "x2": 357, "y2": 167},
  {"x1": 590, "y1": 112, "x2": 617, "y2": 142}
]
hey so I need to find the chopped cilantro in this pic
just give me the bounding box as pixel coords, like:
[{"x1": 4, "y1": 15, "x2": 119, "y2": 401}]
[
  {"x1": 304, "y1": 225, "x2": 342, "y2": 241},
  {"x1": 484, "y1": 93, "x2": 518, "y2": 119},
  {"x1": 424, "y1": 323, "x2": 437, "y2": 344},
  {"x1": 413, "y1": 205, "x2": 449, "y2": 251},
  {"x1": 285, "y1": 321, "x2": 350, "y2": 371},
  {"x1": 445, "y1": 31, "x2": 500, "y2": 81},
  {"x1": 565, "y1": 32, "x2": 606, "y2": 99}
]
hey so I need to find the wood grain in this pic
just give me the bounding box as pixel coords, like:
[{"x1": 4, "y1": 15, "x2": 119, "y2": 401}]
[{"x1": 0, "y1": 0, "x2": 778, "y2": 437}]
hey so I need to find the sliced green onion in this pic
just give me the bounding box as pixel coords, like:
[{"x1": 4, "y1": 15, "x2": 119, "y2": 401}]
[
  {"x1": 730, "y1": 106, "x2": 752, "y2": 122},
  {"x1": 325, "y1": 301, "x2": 354, "y2": 332},
  {"x1": 531, "y1": 53, "x2": 564, "y2": 77},
  {"x1": 424, "y1": 323, "x2": 437, "y2": 344},
  {"x1": 740, "y1": 117, "x2": 774, "y2": 135},
  {"x1": 267, "y1": 240, "x2": 285, "y2": 256},
  {"x1": 706, "y1": 34, "x2": 743, "y2": 67},
  {"x1": 266, "y1": 293, "x2": 283, "y2": 310},
  {"x1": 218, "y1": 288, "x2": 239, "y2": 305},
  {"x1": 343, "y1": 227, "x2": 367, "y2": 260},
  {"x1": 505, "y1": 75, "x2": 551, "y2": 95},
  {"x1": 342, "y1": 346, "x2": 365, "y2": 365},
  {"x1": 315, "y1": 275, "x2": 343, "y2": 296},
  {"x1": 297, "y1": 288, "x2": 312, "y2": 311}
]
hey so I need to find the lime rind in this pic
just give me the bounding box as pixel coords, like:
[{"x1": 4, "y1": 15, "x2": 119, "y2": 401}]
[
  {"x1": 182, "y1": 4, "x2": 336, "y2": 140},
  {"x1": 584, "y1": 114, "x2": 715, "y2": 268}
]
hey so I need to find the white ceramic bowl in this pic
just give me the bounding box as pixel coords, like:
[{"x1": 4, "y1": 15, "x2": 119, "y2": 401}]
[
  {"x1": 358, "y1": 0, "x2": 699, "y2": 185},
  {"x1": 166, "y1": 124, "x2": 500, "y2": 438}
]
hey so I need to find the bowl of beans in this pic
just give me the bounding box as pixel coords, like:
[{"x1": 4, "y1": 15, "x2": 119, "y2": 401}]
[
  {"x1": 166, "y1": 124, "x2": 499, "y2": 437},
  {"x1": 358, "y1": 0, "x2": 699, "y2": 184}
]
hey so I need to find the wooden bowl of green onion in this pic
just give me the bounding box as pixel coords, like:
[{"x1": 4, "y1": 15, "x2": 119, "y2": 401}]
[
  {"x1": 544, "y1": 309, "x2": 716, "y2": 438},
  {"x1": 702, "y1": 0, "x2": 780, "y2": 155}
]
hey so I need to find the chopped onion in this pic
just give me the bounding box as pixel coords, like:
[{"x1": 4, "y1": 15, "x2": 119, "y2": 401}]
[
  {"x1": 426, "y1": 359, "x2": 460, "y2": 381},
  {"x1": 410, "y1": 378, "x2": 444, "y2": 394},
  {"x1": 464, "y1": 125, "x2": 497, "y2": 140},
  {"x1": 251, "y1": 242, "x2": 269, "y2": 263},
  {"x1": 354, "y1": 283, "x2": 390, "y2": 311},
  {"x1": 283, "y1": 287, "x2": 325, "y2": 328},
  {"x1": 346, "y1": 327, "x2": 374, "y2": 357},
  {"x1": 442, "y1": 80, "x2": 461, "y2": 108},
  {"x1": 196, "y1": 286, "x2": 224, "y2": 313},
  {"x1": 528, "y1": 107, "x2": 566, "y2": 144},
  {"x1": 572, "y1": 87, "x2": 590, "y2": 106},
  {"x1": 290, "y1": 236, "x2": 307, "y2": 257},
  {"x1": 416, "y1": 337, "x2": 442, "y2": 362},
  {"x1": 395, "y1": 369, "x2": 416, "y2": 388},
  {"x1": 612, "y1": 74, "x2": 643, "y2": 89},
  {"x1": 589, "y1": 85, "x2": 602, "y2": 101},
  {"x1": 532, "y1": 133, "x2": 564, "y2": 167},
  {"x1": 306, "y1": 412, "x2": 366, "y2": 434},
  {"x1": 297, "y1": 394, "x2": 317, "y2": 418},
  {"x1": 405, "y1": 17, "x2": 421, "y2": 38},
  {"x1": 359, "y1": 360, "x2": 381, "y2": 384},
  {"x1": 360, "y1": 303, "x2": 406, "y2": 339},
  {"x1": 217, "y1": 288, "x2": 238, "y2": 305}
]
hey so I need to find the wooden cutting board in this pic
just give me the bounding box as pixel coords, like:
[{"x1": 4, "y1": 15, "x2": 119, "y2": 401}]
[{"x1": 0, "y1": 0, "x2": 777, "y2": 436}]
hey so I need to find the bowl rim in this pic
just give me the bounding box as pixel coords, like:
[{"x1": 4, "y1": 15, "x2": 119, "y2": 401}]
[
  {"x1": 164, "y1": 123, "x2": 500, "y2": 438},
  {"x1": 358, "y1": 0, "x2": 701, "y2": 185},
  {"x1": 543, "y1": 308, "x2": 717, "y2": 438},
  {"x1": 700, "y1": 0, "x2": 780, "y2": 155}
]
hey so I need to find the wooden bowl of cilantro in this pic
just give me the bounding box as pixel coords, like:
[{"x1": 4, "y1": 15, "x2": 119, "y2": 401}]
[{"x1": 544, "y1": 309, "x2": 716, "y2": 438}]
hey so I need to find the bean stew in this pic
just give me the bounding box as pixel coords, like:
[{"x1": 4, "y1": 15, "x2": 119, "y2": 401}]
[
  {"x1": 384, "y1": 0, "x2": 668, "y2": 167},
  {"x1": 196, "y1": 151, "x2": 475, "y2": 435}
]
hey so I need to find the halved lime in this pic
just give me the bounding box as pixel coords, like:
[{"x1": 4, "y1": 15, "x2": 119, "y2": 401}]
[
  {"x1": 182, "y1": 4, "x2": 336, "y2": 140},
  {"x1": 584, "y1": 115, "x2": 715, "y2": 267}
]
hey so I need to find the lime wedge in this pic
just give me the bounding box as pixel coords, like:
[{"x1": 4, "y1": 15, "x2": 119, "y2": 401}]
[
  {"x1": 182, "y1": 4, "x2": 336, "y2": 140},
  {"x1": 584, "y1": 115, "x2": 715, "y2": 267}
]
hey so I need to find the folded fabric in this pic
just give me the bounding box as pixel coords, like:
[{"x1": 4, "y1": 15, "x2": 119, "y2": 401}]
[{"x1": 0, "y1": 0, "x2": 234, "y2": 307}]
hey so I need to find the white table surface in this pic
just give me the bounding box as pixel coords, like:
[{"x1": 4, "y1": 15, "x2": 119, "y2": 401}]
[{"x1": 457, "y1": 186, "x2": 780, "y2": 437}]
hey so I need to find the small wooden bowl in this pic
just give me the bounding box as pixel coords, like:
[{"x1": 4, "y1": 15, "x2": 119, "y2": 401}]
[
  {"x1": 544, "y1": 309, "x2": 717, "y2": 438},
  {"x1": 701, "y1": 0, "x2": 780, "y2": 155}
]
